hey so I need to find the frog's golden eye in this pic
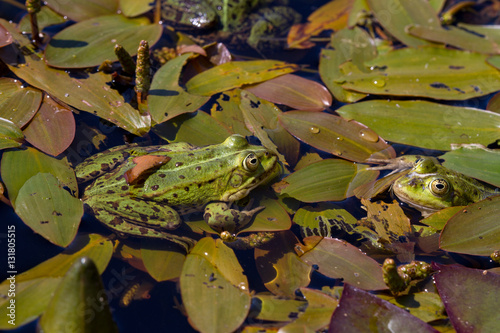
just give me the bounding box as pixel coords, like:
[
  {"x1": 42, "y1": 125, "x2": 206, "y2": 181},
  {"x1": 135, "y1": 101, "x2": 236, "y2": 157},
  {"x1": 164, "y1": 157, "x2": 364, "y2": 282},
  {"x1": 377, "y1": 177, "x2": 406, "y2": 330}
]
[
  {"x1": 430, "y1": 178, "x2": 449, "y2": 196},
  {"x1": 243, "y1": 153, "x2": 259, "y2": 171}
]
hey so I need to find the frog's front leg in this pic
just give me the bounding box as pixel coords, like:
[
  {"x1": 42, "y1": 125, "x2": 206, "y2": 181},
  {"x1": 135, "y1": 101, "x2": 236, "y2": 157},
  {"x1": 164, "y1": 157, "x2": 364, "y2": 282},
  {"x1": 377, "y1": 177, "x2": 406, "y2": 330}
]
[
  {"x1": 203, "y1": 202, "x2": 264, "y2": 235},
  {"x1": 85, "y1": 194, "x2": 182, "y2": 238}
]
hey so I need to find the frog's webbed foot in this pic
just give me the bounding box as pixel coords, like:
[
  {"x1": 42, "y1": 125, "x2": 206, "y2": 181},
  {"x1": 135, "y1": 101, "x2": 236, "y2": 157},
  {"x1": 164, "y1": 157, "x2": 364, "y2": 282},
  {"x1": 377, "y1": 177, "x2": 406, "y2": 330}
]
[
  {"x1": 204, "y1": 202, "x2": 264, "y2": 234},
  {"x1": 367, "y1": 156, "x2": 423, "y2": 175}
]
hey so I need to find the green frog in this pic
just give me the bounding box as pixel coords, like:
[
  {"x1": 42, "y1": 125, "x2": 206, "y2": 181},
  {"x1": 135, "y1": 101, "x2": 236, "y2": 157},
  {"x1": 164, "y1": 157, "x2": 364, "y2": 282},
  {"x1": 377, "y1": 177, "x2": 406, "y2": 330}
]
[
  {"x1": 161, "y1": 0, "x2": 301, "y2": 52},
  {"x1": 76, "y1": 135, "x2": 280, "y2": 243},
  {"x1": 371, "y1": 156, "x2": 498, "y2": 216}
]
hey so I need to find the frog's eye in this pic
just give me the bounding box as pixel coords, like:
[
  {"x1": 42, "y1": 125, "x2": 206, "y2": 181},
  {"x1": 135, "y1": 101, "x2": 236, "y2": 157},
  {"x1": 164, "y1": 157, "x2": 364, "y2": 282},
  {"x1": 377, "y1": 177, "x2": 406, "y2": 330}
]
[
  {"x1": 243, "y1": 153, "x2": 259, "y2": 171},
  {"x1": 430, "y1": 178, "x2": 450, "y2": 196}
]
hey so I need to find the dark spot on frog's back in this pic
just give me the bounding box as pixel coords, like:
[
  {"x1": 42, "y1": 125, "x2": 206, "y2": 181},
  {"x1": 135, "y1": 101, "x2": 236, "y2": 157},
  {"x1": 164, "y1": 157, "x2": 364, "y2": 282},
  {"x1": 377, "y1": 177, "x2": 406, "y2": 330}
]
[
  {"x1": 90, "y1": 171, "x2": 100, "y2": 178},
  {"x1": 152, "y1": 206, "x2": 160, "y2": 213},
  {"x1": 109, "y1": 217, "x2": 123, "y2": 226},
  {"x1": 101, "y1": 163, "x2": 111, "y2": 172},
  {"x1": 449, "y1": 65, "x2": 464, "y2": 70},
  {"x1": 151, "y1": 185, "x2": 159, "y2": 191},
  {"x1": 121, "y1": 185, "x2": 129, "y2": 191},
  {"x1": 139, "y1": 227, "x2": 149, "y2": 235},
  {"x1": 430, "y1": 82, "x2": 450, "y2": 90},
  {"x1": 159, "y1": 173, "x2": 166, "y2": 178},
  {"x1": 107, "y1": 190, "x2": 115, "y2": 194}
]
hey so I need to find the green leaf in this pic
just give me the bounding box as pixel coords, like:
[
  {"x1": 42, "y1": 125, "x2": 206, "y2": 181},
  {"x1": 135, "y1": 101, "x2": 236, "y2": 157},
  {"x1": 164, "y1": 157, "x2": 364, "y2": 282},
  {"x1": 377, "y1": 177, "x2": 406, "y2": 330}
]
[
  {"x1": 0, "y1": 234, "x2": 113, "y2": 328},
  {"x1": 378, "y1": 292, "x2": 446, "y2": 323},
  {"x1": 0, "y1": 77, "x2": 42, "y2": 128},
  {"x1": 45, "y1": 14, "x2": 162, "y2": 68},
  {"x1": 154, "y1": 111, "x2": 232, "y2": 146},
  {"x1": 185, "y1": 60, "x2": 299, "y2": 96},
  {"x1": 433, "y1": 264, "x2": 500, "y2": 332},
  {"x1": 211, "y1": 90, "x2": 252, "y2": 137},
  {"x1": 141, "y1": 240, "x2": 186, "y2": 282},
  {"x1": 39, "y1": 258, "x2": 118, "y2": 333},
  {"x1": 1, "y1": 147, "x2": 77, "y2": 205},
  {"x1": 338, "y1": 47, "x2": 500, "y2": 100},
  {"x1": 0, "y1": 117, "x2": 23, "y2": 150},
  {"x1": 279, "y1": 110, "x2": 395, "y2": 162},
  {"x1": 366, "y1": 0, "x2": 440, "y2": 47},
  {"x1": 0, "y1": 20, "x2": 151, "y2": 135},
  {"x1": 280, "y1": 159, "x2": 377, "y2": 202},
  {"x1": 408, "y1": 25, "x2": 500, "y2": 54},
  {"x1": 18, "y1": 5, "x2": 67, "y2": 33},
  {"x1": 23, "y1": 95, "x2": 75, "y2": 156},
  {"x1": 148, "y1": 53, "x2": 209, "y2": 124},
  {"x1": 419, "y1": 206, "x2": 464, "y2": 231},
  {"x1": 294, "y1": 204, "x2": 359, "y2": 238},
  {"x1": 14, "y1": 173, "x2": 83, "y2": 247},
  {"x1": 337, "y1": 100, "x2": 500, "y2": 150},
  {"x1": 297, "y1": 237, "x2": 387, "y2": 290},
  {"x1": 319, "y1": 27, "x2": 376, "y2": 103},
  {"x1": 180, "y1": 238, "x2": 251, "y2": 333},
  {"x1": 252, "y1": 295, "x2": 307, "y2": 322},
  {"x1": 441, "y1": 146, "x2": 500, "y2": 187},
  {"x1": 255, "y1": 231, "x2": 311, "y2": 297},
  {"x1": 439, "y1": 195, "x2": 500, "y2": 256},
  {"x1": 45, "y1": 0, "x2": 119, "y2": 22},
  {"x1": 120, "y1": 0, "x2": 154, "y2": 17}
]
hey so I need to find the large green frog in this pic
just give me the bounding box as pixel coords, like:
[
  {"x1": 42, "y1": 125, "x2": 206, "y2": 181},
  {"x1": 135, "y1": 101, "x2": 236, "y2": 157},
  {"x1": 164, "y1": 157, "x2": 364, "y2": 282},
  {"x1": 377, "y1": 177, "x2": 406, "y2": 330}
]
[
  {"x1": 373, "y1": 156, "x2": 498, "y2": 216},
  {"x1": 76, "y1": 135, "x2": 280, "y2": 242},
  {"x1": 161, "y1": 0, "x2": 301, "y2": 52}
]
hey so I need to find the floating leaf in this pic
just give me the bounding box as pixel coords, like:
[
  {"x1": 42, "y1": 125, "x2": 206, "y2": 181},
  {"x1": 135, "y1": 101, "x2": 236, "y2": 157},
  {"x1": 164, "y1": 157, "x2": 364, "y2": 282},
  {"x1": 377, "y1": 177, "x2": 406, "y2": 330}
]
[
  {"x1": 0, "y1": 234, "x2": 113, "y2": 328},
  {"x1": 366, "y1": 0, "x2": 440, "y2": 47},
  {"x1": 39, "y1": 258, "x2": 118, "y2": 333},
  {"x1": 252, "y1": 294, "x2": 307, "y2": 322},
  {"x1": 255, "y1": 231, "x2": 311, "y2": 297},
  {"x1": 141, "y1": 240, "x2": 186, "y2": 282},
  {"x1": 1, "y1": 147, "x2": 77, "y2": 205},
  {"x1": 337, "y1": 100, "x2": 500, "y2": 150},
  {"x1": 441, "y1": 146, "x2": 500, "y2": 187},
  {"x1": 120, "y1": 0, "x2": 153, "y2": 17},
  {"x1": 0, "y1": 117, "x2": 23, "y2": 150},
  {"x1": 281, "y1": 288, "x2": 339, "y2": 331},
  {"x1": 329, "y1": 284, "x2": 439, "y2": 332},
  {"x1": 0, "y1": 22, "x2": 12, "y2": 47},
  {"x1": 439, "y1": 196, "x2": 500, "y2": 256},
  {"x1": 420, "y1": 206, "x2": 464, "y2": 231},
  {"x1": 408, "y1": 25, "x2": 500, "y2": 54},
  {"x1": 297, "y1": 237, "x2": 387, "y2": 290},
  {"x1": 279, "y1": 110, "x2": 395, "y2": 162},
  {"x1": 0, "y1": 20, "x2": 150, "y2": 135},
  {"x1": 338, "y1": 47, "x2": 500, "y2": 100},
  {"x1": 210, "y1": 90, "x2": 252, "y2": 137},
  {"x1": 23, "y1": 95, "x2": 75, "y2": 156},
  {"x1": 243, "y1": 198, "x2": 291, "y2": 233},
  {"x1": 180, "y1": 238, "x2": 250, "y2": 333},
  {"x1": 18, "y1": 5, "x2": 67, "y2": 33},
  {"x1": 378, "y1": 292, "x2": 446, "y2": 323},
  {"x1": 433, "y1": 264, "x2": 500, "y2": 333},
  {"x1": 319, "y1": 27, "x2": 376, "y2": 103},
  {"x1": 45, "y1": 15, "x2": 162, "y2": 68},
  {"x1": 244, "y1": 74, "x2": 332, "y2": 111},
  {"x1": 148, "y1": 53, "x2": 209, "y2": 124},
  {"x1": 0, "y1": 77, "x2": 42, "y2": 128},
  {"x1": 279, "y1": 159, "x2": 377, "y2": 202},
  {"x1": 287, "y1": 0, "x2": 352, "y2": 49},
  {"x1": 14, "y1": 173, "x2": 83, "y2": 247},
  {"x1": 154, "y1": 111, "x2": 232, "y2": 146},
  {"x1": 240, "y1": 91, "x2": 297, "y2": 165},
  {"x1": 45, "y1": 0, "x2": 118, "y2": 22},
  {"x1": 185, "y1": 60, "x2": 299, "y2": 96}
]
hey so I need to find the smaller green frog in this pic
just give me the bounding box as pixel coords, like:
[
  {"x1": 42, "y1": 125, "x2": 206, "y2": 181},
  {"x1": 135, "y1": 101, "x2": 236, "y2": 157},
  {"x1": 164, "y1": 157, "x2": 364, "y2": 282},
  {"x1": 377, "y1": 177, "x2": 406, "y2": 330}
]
[
  {"x1": 76, "y1": 135, "x2": 280, "y2": 243},
  {"x1": 161, "y1": 0, "x2": 301, "y2": 52},
  {"x1": 371, "y1": 156, "x2": 498, "y2": 216}
]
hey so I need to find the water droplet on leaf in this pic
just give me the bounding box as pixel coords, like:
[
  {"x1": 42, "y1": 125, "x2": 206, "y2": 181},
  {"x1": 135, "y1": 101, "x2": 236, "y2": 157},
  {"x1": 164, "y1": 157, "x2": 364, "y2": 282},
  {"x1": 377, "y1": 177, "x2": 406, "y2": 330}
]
[
  {"x1": 309, "y1": 126, "x2": 320, "y2": 134},
  {"x1": 359, "y1": 128, "x2": 379, "y2": 143}
]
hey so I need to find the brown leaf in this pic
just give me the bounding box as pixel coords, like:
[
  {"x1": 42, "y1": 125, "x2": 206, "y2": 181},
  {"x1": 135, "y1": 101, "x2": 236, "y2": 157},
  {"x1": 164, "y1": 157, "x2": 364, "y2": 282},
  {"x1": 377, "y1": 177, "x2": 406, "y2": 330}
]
[{"x1": 124, "y1": 155, "x2": 171, "y2": 184}]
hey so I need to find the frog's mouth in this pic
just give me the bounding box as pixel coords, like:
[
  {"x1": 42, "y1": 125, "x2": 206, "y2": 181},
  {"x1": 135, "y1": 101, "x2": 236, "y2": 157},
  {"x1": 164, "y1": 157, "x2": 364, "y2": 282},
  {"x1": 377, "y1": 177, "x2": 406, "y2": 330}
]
[{"x1": 391, "y1": 182, "x2": 440, "y2": 217}]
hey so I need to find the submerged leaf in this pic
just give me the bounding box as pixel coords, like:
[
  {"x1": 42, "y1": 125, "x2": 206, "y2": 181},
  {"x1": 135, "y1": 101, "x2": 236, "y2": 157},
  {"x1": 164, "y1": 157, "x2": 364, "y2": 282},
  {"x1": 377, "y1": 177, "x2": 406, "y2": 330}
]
[{"x1": 0, "y1": 117, "x2": 23, "y2": 150}]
